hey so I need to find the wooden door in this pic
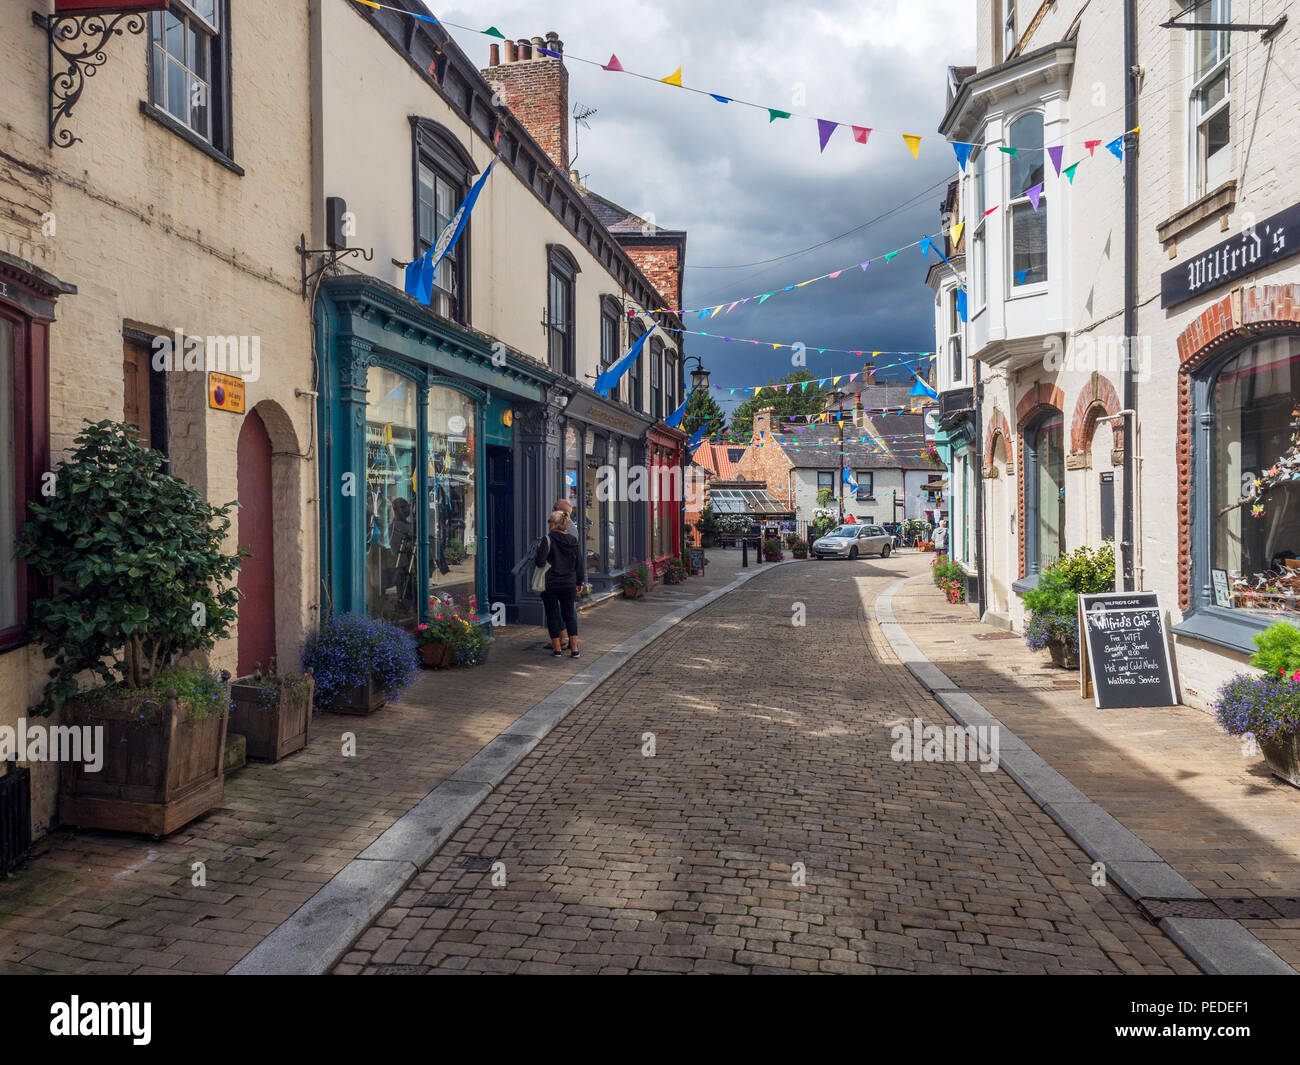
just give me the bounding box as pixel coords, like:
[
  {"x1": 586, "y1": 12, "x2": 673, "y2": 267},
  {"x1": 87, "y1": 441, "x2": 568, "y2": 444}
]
[{"x1": 236, "y1": 410, "x2": 277, "y2": 677}]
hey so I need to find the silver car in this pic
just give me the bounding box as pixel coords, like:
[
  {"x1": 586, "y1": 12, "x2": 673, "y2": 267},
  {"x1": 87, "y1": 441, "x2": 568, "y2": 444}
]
[{"x1": 813, "y1": 524, "x2": 893, "y2": 560}]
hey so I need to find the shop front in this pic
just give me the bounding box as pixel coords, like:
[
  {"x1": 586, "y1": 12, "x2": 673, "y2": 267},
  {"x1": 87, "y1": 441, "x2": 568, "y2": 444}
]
[
  {"x1": 647, "y1": 424, "x2": 688, "y2": 580},
  {"x1": 316, "y1": 277, "x2": 554, "y2": 630},
  {"x1": 552, "y1": 387, "x2": 654, "y2": 596}
]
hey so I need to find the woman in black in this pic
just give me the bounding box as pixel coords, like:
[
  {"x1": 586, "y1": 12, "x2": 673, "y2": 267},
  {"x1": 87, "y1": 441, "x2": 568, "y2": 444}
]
[{"x1": 535, "y1": 509, "x2": 585, "y2": 658}]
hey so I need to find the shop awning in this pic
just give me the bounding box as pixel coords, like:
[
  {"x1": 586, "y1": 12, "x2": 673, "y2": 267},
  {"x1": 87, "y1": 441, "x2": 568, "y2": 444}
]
[{"x1": 708, "y1": 487, "x2": 793, "y2": 517}]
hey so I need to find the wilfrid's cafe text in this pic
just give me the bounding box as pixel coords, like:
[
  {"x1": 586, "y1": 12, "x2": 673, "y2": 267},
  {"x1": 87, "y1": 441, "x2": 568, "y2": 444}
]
[{"x1": 1160, "y1": 202, "x2": 1297, "y2": 309}]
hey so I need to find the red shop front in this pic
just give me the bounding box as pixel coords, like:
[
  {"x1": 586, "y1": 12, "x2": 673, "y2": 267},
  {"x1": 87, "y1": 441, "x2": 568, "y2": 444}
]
[{"x1": 647, "y1": 424, "x2": 687, "y2": 580}]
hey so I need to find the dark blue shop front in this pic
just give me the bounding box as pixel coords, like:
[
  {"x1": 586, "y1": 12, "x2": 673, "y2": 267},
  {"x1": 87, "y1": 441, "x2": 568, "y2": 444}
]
[{"x1": 315, "y1": 277, "x2": 556, "y2": 629}]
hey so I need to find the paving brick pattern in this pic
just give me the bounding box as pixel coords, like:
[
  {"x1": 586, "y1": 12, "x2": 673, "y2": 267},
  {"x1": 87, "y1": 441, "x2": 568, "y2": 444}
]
[
  {"x1": 890, "y1": 559, "x2": 1300, "y2": 972},
  {"x1": 338, "y1": 559, "x2": 1195, "y2": 974},
  {"x1": 0, "y1": 553, "x2": 749, "y2": 975}
]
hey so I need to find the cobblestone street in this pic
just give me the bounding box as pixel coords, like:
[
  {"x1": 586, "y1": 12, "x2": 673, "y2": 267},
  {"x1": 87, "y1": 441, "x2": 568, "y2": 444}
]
[{"x1": 337, "y1": 559, "x2": 1196, "y2": 974}]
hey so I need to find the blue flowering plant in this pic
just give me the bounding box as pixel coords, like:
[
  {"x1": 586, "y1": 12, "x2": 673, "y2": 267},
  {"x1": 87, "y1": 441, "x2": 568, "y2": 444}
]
[
  {"x1": 1020, "y1": 543, "x2": 1115, "y2": 656},
  {"x1": 302, "y1": 613, "x2": 419, "y2": 706},
  {"x1": 1213, "y1": 621, "x2": 1300, "y2": 742}
]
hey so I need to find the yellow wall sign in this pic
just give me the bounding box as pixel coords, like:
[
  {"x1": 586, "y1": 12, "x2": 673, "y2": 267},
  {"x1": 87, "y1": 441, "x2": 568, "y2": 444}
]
[{"x1": 209, "y1": 372, "x2": 246, "y2": 414}]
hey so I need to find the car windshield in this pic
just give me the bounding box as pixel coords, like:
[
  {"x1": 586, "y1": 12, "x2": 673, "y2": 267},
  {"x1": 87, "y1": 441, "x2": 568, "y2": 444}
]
[{"x1": 825, "y1": 526, "x2": 858, "y2": 537}]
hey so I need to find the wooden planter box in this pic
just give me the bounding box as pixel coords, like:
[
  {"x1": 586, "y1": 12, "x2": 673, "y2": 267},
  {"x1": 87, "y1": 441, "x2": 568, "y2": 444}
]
[
  {"x1": 623, "y1": 585, "x2": 646, "y2": 599},
  {"x1": 1261, "y1": 731, "x2": 1300, "y2": 788},
  {"x1": 229, "y1": 672, "x2": 314, "y2": 763},
  {"x1": 322, "y1": 677, "x2": 387, "y2": 715},
  {"x1": 60, "y1": 688, "x2": 228, "y2": 837},
  {"x1": 1046, "y1": 640, "x2": 1080, "y2": 670},
  {"x1": 419, "y1": 641, "x2": 453, "y2": 669}
]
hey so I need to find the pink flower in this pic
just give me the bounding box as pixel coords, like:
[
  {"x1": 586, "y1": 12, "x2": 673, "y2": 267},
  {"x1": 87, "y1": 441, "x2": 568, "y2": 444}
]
[
  {"x1": 417, "y1": 624, "x2": 428, "y2": 631},
  {"x1": 1292, "y1": 670, "x2": 1300, "y2": 682}
]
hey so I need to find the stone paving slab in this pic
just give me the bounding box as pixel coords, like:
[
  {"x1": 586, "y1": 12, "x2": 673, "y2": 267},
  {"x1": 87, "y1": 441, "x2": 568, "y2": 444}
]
[
  {"x1": 0, "y1": 549, "x2": 759, "y2": 975},
  {"x1": 887, "y1": 559, "x2": 1300, "y2": 973}
]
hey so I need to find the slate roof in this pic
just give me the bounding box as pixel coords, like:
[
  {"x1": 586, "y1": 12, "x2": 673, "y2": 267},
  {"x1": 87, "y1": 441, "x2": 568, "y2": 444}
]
[{"x1": 765, "y1": 414, "x2": 935, "y2": 471}]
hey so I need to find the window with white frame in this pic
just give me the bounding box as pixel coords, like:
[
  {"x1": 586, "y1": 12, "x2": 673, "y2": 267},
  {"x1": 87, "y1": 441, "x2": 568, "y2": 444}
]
[
  {"x1": 1189, "y1": 0, "x2": 1231, "y2": 199},
  {"x1": 949, "y1": 288, "x2": 964, "y2": 383},
  {"x1": 148, "y1": 1, "x2": 228, "y2": 150},
  {"x1": 1007, "y1": 112, "x2": 1047, "y2": 288},
  {"x1": 1003, "y1": 0, "x2": 1017, "y2": 59},
  {"x1": 969, "y1": 145, "x2": 987, "y2": 310},
  {"x1": 855, "y1": 470, "x2": 874, "y2": 500}
]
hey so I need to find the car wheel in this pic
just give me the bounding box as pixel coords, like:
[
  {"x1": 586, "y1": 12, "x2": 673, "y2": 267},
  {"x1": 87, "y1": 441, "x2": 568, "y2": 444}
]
[
  {"x1": 880, "y1": 543, "x2": 891, "y2": 558},
  {"x1": 848, "y1": 546, "x2": 858, "y2": 560}
]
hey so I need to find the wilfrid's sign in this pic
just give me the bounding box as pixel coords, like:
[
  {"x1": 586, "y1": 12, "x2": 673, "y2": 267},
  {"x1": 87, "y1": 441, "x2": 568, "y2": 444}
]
[{"x1": 1160, "y1": 202, "x2": 1298, "y2": 309}]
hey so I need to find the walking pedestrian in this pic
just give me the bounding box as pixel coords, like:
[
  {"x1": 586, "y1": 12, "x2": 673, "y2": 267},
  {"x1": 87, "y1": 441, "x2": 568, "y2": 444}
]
[
  {"x1": 535, "y1": 509, "x2": 585, "y2": 659},
  {"x1": 536, "y1": 498, "x2": 577, "y2": 651},
  {"x1": 934, "y1": 518, "x2": 950, "y2": 553}
]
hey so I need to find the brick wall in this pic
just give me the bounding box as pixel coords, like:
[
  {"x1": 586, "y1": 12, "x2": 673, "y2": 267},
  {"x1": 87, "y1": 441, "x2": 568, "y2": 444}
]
[
  {"x1": 482, "y1": 50, "x2": 569, "y2": 171},
  {"x1": 620, "y1": 242, "x2": 681, "y2": 309}
]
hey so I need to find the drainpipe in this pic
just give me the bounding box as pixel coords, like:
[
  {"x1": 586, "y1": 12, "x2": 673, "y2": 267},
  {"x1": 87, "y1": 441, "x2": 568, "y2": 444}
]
[
  {"x1": 1121, "y1": 0, "x2": 1139, "y2": 591},
  {"x1": 973, "y1": 360, "x2": 987, "y2": 613}
]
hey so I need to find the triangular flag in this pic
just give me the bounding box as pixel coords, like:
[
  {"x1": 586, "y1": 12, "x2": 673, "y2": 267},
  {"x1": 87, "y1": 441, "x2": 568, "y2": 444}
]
[
  {"x1": 852, "y1": 126, "x2": 871, "y2": 144},
  {"x1": 920, "y1": 236, "x2": 933, "y2": 259},
  {"x1": 660, "y1": 67, "x2": 683, "y2": 86},
  {"x1": 982, "y1": 205, "x2": 999, "y2": 216},
  {"x1": 1085, "y1": 139, "x2": 1101, "y2": 156},
  {"x1": 1025, "y1": 182, "x2": 1043, "y2": 211},
  {"x1": 726, "y1": 302, "x2": 738, "y2": 313},
  {"x1": 537, "y1": 47, "x2": 562, "y2": 58},
  {"x1": 758, "y1": 293, "x2": 773, "y2": 304},
  {"x1": 829, "y1": 270, "x2": 842, "y2": 279},
  {"x1": 952, "y1": 142, "x2": 974, "y2": 171},
  {"x1": 1047, "y1": 145, "x2": 1064, "y2": 176},
  {"x1": 1063, "y1": 161, "x2": 1079, "y2": 183},
  {"x1": 709, "y1": 305, "x2": 723, "y2": 317},
  {"x1": 859, "y1": 260, "x2": 870, "y2": 271},
  {"x1": 950, "y1": 222, "x2": 964, "y2": 246},
  {"x1": 817, "y1": 119, "x2": 838, "y2": 152},
  {"x1": 710, "y1": 94, "x2": 731, "y2": 103},
  {"x1": 998, "y1": 146, "x2": 1018, "y2": 158},
  {"x1": 956, "y1": 289, "x2": 967, "y2": 323},
  {"x1": 884, "y1": 251, "x2": 899, "y2": 263},
  {"x1": 902, "y1": 133, "x2": 922, "y2": 158},
  {"x1": 601, "y1": 54, "x2": 624, "y2": 72},
  {"x1": 1014, "y1": 269, "x2": 1030, "y2": 285},
  {"x1": 801, "y1": 381, "x2": 810, "y2": 392},
  {"x1": 1105, "y1": 135, "x2": 1124, "y2": 160},
  {"x1": 483, "y1": 27, "x2": 506, "y2": 39},
  {"x1": 768, "y1": 109, "x2": 791, "y2": 122}
]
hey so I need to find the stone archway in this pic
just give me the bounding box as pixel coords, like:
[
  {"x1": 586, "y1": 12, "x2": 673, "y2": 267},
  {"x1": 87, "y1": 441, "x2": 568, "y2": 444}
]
[{"x1": 1067, "y1": 371, "x2": 1124, "y2": 467}]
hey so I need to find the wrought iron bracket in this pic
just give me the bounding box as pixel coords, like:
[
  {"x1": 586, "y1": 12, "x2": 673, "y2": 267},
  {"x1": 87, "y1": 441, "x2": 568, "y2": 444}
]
[
  {"x1": 34, "y1": 9, "x2": 152, "y2": 149},
  {"x1": 1159, "y1": 12, "x2": 1287, "y2": 40},
  {"x1": 297, "y1": 235, "x2": 374, "y2": 300}
]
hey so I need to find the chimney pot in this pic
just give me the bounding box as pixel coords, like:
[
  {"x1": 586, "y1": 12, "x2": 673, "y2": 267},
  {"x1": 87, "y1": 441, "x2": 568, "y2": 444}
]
[
  {"x1": 489, "y1": 42, "x2": 500, "y2": 66},
  {"x1": 531, "y1": 35, "x2": 545, "y2": 57},
  {"x1": 517, "y1": 38, "x2": 531, "y2": 59},
  {"x1": 570, "y1": 169, "x2": 580, "y2": 185},
  {"x1": 504, "y1": 40, "x2": 517, "y2": 62}
]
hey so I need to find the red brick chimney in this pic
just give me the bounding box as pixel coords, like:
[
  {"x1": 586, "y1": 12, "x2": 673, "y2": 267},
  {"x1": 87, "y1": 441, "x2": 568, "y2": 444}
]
[
  {"x1": 481, "y1": 31, "x2": 569, "y2": 171},
  {"x1": 753, "y1": 406, "x2": 776, "y2": 442}
]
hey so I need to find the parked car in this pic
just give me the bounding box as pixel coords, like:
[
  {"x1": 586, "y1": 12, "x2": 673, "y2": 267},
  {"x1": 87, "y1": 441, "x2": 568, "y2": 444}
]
[{"x1": 812, "y1": 524, "x2": 893, "y2": 560}]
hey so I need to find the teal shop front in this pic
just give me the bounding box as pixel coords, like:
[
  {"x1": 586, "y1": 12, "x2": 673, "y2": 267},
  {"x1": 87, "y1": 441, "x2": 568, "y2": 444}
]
[{"x1": 316, "y1": 276, "x2": 554, "y2": 629}]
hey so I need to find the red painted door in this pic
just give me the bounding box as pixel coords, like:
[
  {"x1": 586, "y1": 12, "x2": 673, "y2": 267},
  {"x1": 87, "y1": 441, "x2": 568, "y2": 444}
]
[{"x1": 237, "y1": 410, "x2": 277, "y2": 677}]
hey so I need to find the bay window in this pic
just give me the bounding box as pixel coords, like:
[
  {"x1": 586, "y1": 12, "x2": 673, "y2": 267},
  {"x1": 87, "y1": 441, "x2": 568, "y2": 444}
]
[
  {"x1": 969, "y1": 144, "x2": 987, "y2": 311},
  {"x1": 1007, "y1": 112, "x2": 1047, "y2": 288},
  {"x1": 949, "y1": 289, "x2": 964, "y2": 383}
]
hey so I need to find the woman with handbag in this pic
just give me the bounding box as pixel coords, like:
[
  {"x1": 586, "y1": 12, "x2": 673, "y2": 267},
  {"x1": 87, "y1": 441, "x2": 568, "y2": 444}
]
[{"x1": 533, "y1": 509, "x2": 585, "y2": 658}]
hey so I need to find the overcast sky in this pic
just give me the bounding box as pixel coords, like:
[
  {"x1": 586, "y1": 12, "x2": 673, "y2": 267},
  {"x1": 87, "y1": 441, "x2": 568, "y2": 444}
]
[{"x1": 436, "y1": 0, "x2": 976, "y2": 401}]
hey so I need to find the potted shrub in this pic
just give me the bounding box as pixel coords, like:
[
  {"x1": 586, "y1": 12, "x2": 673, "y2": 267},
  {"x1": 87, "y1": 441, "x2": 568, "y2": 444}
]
[
  {"x1": 662, "y1": 557, "x2": 687, "y2": 585},
  {"x1": 694, "y1": 507, "x2": 719, "y2": 549},
  {"x1": 792, "y1": 539, "x2": 809, "y2": 559},
  {"x1": 420, "y1": 592, "x2": 490, "y2": 668},
  {"x1": 1021, "y1": 543, "x2": 1116, "y2": 669},
  {"x1": 1215, "y1": 621, "x2": 1300, "y2": 786},
  {"x1": 444, "y1": 539, "x2": 467, "y2": 566},
  {"x1": 931, "y1": 552, "x2": 967, "y2": 605},
  {"x1": 230, "y1": 659, "x2": 314, "y2": 762},
  {"x1": 303, "y1": 613, "x2": 419, "y2": 713},
  {"x1": 16, "y1": 421, "x2": 243, "y2": 835},
  {"x1": 762, "y1": 539, "x2": 784, "y2": 562},
  {"x1": 622, "y1": 560, "x2": 650, "y2": 599}
]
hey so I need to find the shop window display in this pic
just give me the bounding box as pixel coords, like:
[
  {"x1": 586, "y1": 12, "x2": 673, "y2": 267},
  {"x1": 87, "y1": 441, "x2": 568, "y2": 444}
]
[
  {"x1": 1211, "y1": 337, "x2": 1300, "y2": 615},
  {"x1": 365, "y1": 367, "x2": 420, "y2": 627},
  {"x1": 428, "y1": 386, "x2": 476, "y2": 605}
]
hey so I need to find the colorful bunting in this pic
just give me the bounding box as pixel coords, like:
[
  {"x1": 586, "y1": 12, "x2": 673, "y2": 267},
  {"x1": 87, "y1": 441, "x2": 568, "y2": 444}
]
[
  {"x1": 1063, "y1": 161, "x2": 1079, "y2": 183},
  {"x1": 660, "y1": 67, "x2": 683, "y2": 86},
  {"x1": 1105, "y1": 135, "x2": 1124, "y2": 160},
  {"x1": 953, "y1": 142, "x2": 974, "y2": 171},
  {"x1": 710, "y1": 94, "x2": 731, "y2": 103},
  {"x1": 853, "y1": 126, "x2": 871, "y2": 144},
  {"x1": 1048, "y1": 145, "x2": 1064, "y2": 176},
  {"x1": 1085, "y1": 139, "x2": 1101, "y2": 156},
  {"x1": 998, "y1": 146, "x2": 1018, "y2": 158},
  {"x1": 950, "y1": 222, "x2": 964, "y2": 246},
  {"x1": 817, "y1": 119, "x2": 838, "y2": 152},
  {"x1": 982, "y1": 206, "x2": 999, "y2": 216},
  {"x1": 919, "y1": 236, "x2": 934, "y2": 260},
  {"x1": 956, "y1": 289, "x2": 967, "y2": 323},
  {"x1": 1025, "y1": 182, "x2": 1043, "y2": 211},
  {"x1": 483, "y1": 26, "x2": 506, "y2": 38},
  {"x1": 601, "y1": 54, "x2": 624, "y2": 71},
  {"x1": 769, "y1": 109, "x2": 792, "y2": 122},
  {"x1": 902, "y1": 134, "x2": 922, "y2": 158},
  {"x1": 884, "y1": 251, "x2": 900, "y2": 263}
]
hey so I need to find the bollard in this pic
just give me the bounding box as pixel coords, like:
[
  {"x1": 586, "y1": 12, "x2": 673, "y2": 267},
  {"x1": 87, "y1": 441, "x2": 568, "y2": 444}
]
[{"x1": 741, "y1": 538, "x2": 748, "y2": 568}]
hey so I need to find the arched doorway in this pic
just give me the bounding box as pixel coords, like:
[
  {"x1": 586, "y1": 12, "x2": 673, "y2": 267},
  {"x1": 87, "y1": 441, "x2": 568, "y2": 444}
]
[{"x1": 237, "y1": 410, "x2": 277, "y2": 676}]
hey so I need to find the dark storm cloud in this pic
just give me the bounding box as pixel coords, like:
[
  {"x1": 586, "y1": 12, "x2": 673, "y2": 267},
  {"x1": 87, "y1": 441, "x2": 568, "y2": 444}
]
[{"x1": 438, "y1": 0, "x2": 974, "y2": 399}]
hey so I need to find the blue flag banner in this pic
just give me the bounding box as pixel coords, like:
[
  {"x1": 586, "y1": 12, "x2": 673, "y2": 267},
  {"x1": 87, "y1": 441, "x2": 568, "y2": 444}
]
[
  {"x1": 909, "y1": 373, "x2": 939, "y2": 400},
  {"x1": 407, "y1": 156, "x2": 498, "y2": 306},
  {"x1": 595, "y1": 323, "x2": 657, "y2": 396},
  {"x1": 687, "y1": 424, "x2": 709, "y2": 449},
  {"x1": 952, "y1": 141, "x2": 974, "y2": 172},
  {"x1": 665, "y1": 384, "x2": 699, "y2": 429},
  {"x1": 956, "y1": 288, "x2": 968, "y2": 323}
]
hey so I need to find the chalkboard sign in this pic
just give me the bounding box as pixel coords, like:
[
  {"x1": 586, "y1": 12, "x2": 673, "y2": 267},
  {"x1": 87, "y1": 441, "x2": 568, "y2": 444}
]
[
  {"x1": 1078, "y1": 592, "x2": 1178, "y2": 709},
  {"x1": 690, "y1": 547, "x2": 705, "y2": 574}
]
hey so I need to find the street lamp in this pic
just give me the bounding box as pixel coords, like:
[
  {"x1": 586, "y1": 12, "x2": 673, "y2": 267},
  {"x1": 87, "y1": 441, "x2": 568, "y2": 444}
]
[
  {"x1": 830, "y1": 388, "x2": 846, "y2": 522},
  {"x1": 686, "y1": 356, "x2": 711, "y2": 392}
]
